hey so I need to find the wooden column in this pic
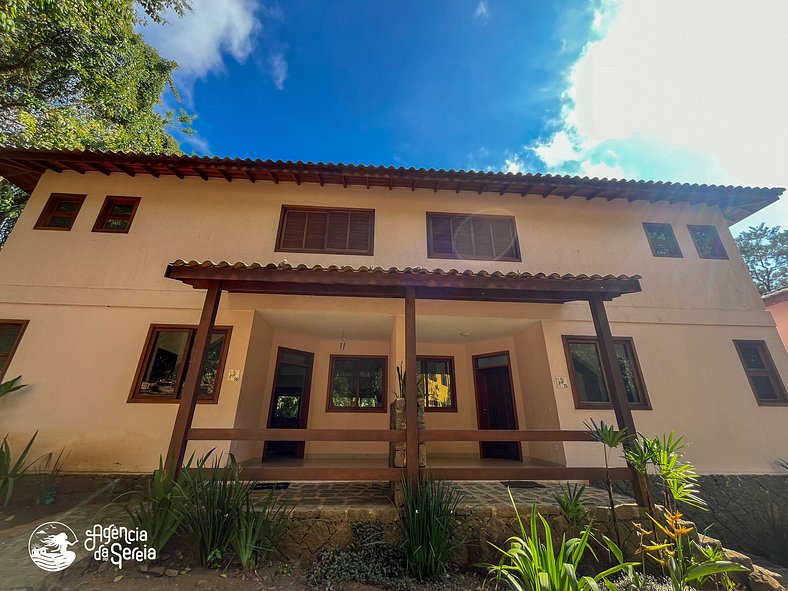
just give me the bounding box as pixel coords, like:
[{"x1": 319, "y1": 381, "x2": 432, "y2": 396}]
[
  {"x1": 404, "y1": 287, "x2": 419, "y2": 483},
  {"x1": 588, "y1": 294, "x2": 648, "y2": 506},
  {"x1": 165, "y1": 281, "x2": 223, "y2": 475}
]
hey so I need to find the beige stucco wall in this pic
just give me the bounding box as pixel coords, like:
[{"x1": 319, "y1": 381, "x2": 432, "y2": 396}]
[{"x1": 0, "y1": 170, "x2": 786, "y2": 474}]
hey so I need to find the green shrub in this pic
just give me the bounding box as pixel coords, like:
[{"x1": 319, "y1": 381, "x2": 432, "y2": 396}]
[
  {"x1": 231, "y1": 490, "x2": 289, "y2": 570},
  {"x1": 399, "y1": 476, "x2": 465, "y2": 580},
  {"x1": 553, "y1": 482, "x2": 588, "y2": 536},
  {"x1": 0, "y1": 431, "x2": 40, "y2": 506}
]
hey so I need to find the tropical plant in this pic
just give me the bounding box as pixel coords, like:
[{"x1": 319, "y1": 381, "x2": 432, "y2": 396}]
[
  {"x1": 399, "y1": 476, "x2": 465, "y2": 580},
  {"x1": 231, "y1": 490, "x2": 289, "y2": 570},
  {"x1": 585, "y1": 419, "x2": 631, "y2": 547},
  {"x1": 0, "y1": 430, "x2": 40, "y2": 506},
  {"x1": 553, "y1": 482, "x2": 588, "y2": 537},
  {"x1": 734, "y1": 223, "x2": 788, "y2": 294},
  {"x1": 175, "y1": 451, "x2": 253, "y2": 567},
  {"x1": 777, "y1": 458, "x2": 788, "y2": 472},
  {"x1": 0, "y1": 375, "x2": 26, "y2": 399},
  {"x1": 636, "y1": 509, "x2": 747, "y2": 591},
  {"x1": 124, "y1": 456, "x2": 184, "y2": 555},
  {"x1": 481, "y1": 494, "x2": 637, "y2": 591},
  {"x1": 34, "y1": 447, "x2": 69, "y2": 505}
]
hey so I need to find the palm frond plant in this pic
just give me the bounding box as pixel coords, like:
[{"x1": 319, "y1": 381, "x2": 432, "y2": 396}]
[
  {"x1": 553, "y1": 482, "x2": 588, "y2": 538},
  {"x1": 622, "y1": 434, "x2": 657, "y2": 514},
  {"x1": 0, "y1": 375, "x2": 26, "y2": 399},
  {"x1": 34, "y1": 447, "x2": 69, "y2": 505},
  {"x1": 0, "y1": 431, "x2": 42, "y2": 506},
  {"x1": 231, "y1": 490, "x2": 289, "y2": 570},
  {"x1": 649, "y1": 433, "x2": 705, "y2": 512},
  {"x1": 480, "y1": 493, "x2": 637, "y2": 591}
]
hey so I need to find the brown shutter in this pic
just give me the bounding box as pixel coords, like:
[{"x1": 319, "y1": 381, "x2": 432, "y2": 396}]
[
  {"x1": 280, "y1": 210, "x2": 307, "y2": 249},
  {"x1": 471, "y1": 217, "x2": 494, "y2": 259},
  {"x1": 326, "y1": 212, "x2": 350, "y2": 250},
  {"x1": 490, "y1": 219, "x2": 516, "y2": 259},
  {"x1": 277, "y1": 207, "x2": 374, "y2": 255},
  {"x1": 304, "y1": 212, "x2": 327, "y2": 250},
  {"x1": 452, "y1": 217, "x2": 474, "y2": 258},
  {"x1": 348, "y1": 212, "x2": 372, "y2": 252},
  {"x1": 429, "y1": 215, "x2": 454, "y2": 256}
]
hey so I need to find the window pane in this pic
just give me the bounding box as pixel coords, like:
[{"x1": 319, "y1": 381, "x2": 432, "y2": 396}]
[
  {"x1": 110, "y1": 203, "x2": 135, "y2": 215},
  {"x1": 738, "y1": 343, "x2": 766, "y2": 370},
  {"x1": 475, "y1": 354, "x2": 509, "y2": 369},
  {"x1": 139, "y1": 331, "x2": 190, "y2": 398},
  {"x1": 274, "y1": 395, "x2": 301, "y2": 419},
  {"x1": 331, "y1": 358, "x2": 357, "y2": 407},
  {"x1": 689, "y1": 225, "x2": 727, "y2": 259},
  {"x1": 48, "y1": 215, "x2": 73, "y2": 228},
  {"x1": 357, "y1": 358, "x2": 383, "y2": 408},
  {"x1": 569, "y1": 343, "x2": 609, "y2": 403},
  {"x1": 0, "y1": 323, "x2": 23, "y2": 375},
  {"x1": 614, "y1": 342, "x2": 642, "y2": 404},
  {"x1": 752, "y1": 375, "x2": 779, "y2": 400},
  {"x1": 420, "y1": 359, "x2": 454, "y2": 408},
  {"x1": 643, "y1": 223, "x2": 681, "y2": 257},
  {"x1": 56, "y1": 201, "x2": 79, "y2": 212},
  {"x1": 103, "y1": 218, "x2": 129, "y2": 231},
  {"x1": 198, "y1": 332, "x2": 226, "y2": 398}
]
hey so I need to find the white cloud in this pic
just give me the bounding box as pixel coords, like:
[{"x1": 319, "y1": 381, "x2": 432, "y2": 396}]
[
  {"x1": 268, "y1": 52, "x2": 288, "y2": 91},
  {"x1": 474, "y1": 0, "x2": 490, "y2": 23},
  {"x1": 518, "y1": 0, "x2": 788, "y2": 230}
]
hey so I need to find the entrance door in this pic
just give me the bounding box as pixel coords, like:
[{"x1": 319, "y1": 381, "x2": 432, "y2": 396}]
[
  {"x1": 264, "y1": 347, "x2": 314, "y2": 460},
  {"x1": 473, "y1": 352, "x2": 521, "y2": 460}
]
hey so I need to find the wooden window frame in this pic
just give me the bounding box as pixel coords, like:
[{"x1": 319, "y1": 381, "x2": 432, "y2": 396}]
[
  {"x1": 562, "y1": 335, "x2": 652, "y2": 410},
  {"x1": 642, "y1": 222, "x2": 683, "y2": 258},
  {"x1": 426, "y1": 212, "x2": 522, "y2": 261},
  {"x1": 326, "y1": 354, "x2": 388, "y2": 412},
  {"x1": 687, "y1": 224, "x2": 728, "y2": 260},
  {"x1": 92, "y1": 195, "x2": 141, "y2": 234},
  {"x1": 418, "y1": 356, "x2": 458, "y2": 412},
  {"x1": 128, "y1": 324, "x2": 232, "y2": 404},
  {"x1": 275, "y1": 205, "x2": 375, "y2": 255},
  {"x1": 0, "y1": 319, "x2": 29, "y2": 381},
  {"x1": 34, "y1": 193, "x2": 86, "y2": 231},
  {"x1": 733, "y1": 340, "x2": 788, "y2": 406}
]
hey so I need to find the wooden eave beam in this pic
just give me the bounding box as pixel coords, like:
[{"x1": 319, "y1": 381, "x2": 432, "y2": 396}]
[
  {"x1": 244, "y1": 170, "x2": 256, "y2": 183},
  {"x1": 114, "y1": 162, "x2": 136, "y2": 177},
  {"x1": 293, "y1": 172, "x2": 302, "y2": 185},
  {"x1": 268, "y1": 170, "x2": 279, "y2": 184},
  {"x1": 164, "y1": 164, "x2": 184, "y2": 179},
  {"x1": 68, "y1": 162, "x2": 87, "y2": 174},
  {"x1": 218, "y1": 168, "x2": 233, "y2": 182},
  {"x1": 8, "y1": 159, "x2": 45, "y2": 172},
  {"x1": 41, "y1": 161, "x2": 64, "y2": 173},
  {"x1": 89, "y1": 161, "x2": 112, "y2": 175},
  {"x1": 140, "y1": 164, "x2": 160, "y2": 178},
  {"x1": 317, "y1": 173, "x2": 324, "y2": 187},
  {"x1": 498, "y1": 183, "x2": 511, "y2": 196},
  {"x1": 194, "y1": 167, "x2": 209, "y2": 181}
]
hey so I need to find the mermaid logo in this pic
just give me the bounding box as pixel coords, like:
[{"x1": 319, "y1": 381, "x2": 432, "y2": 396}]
[{"x1": 28, "y1": 522, "x2": 78, "y2": 572}]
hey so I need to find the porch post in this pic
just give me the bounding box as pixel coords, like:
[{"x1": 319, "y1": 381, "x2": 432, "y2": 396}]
[
  {"x1": 588, "y1": 294, "x2": 648, "y2": 506},
  {"x1": 165, "y1": 281, "x2": 223, "y2": 475},
  {"x1": 404, "y1": 286, "x2": 419, "y2": 483}
]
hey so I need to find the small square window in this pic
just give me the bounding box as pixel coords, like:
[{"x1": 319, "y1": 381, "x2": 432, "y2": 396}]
[
  {"x1": 687, "y1": 225, "x2": 728, "y2": 259},
  {"x1": 418, "y1": 357, "x2": 457, "y2": 411},
  {"x1": 0, "y1": 320, "x2": 28, "y2": 381},
  {"x1": 733, "y1": 340, "x2": 788, "y2": 405},
  {"x1": 93, "y1": 196, "x2": 141, "y2": 233},
  {"x1": 327, "y1": 356, "x2": 386, "y2": 411},
  {"x1": 34, "y1": 194, "x2": 86, "y2": 231},
  {"x1": 642, "y1": 223, "x2": 682, "y2": 257}
]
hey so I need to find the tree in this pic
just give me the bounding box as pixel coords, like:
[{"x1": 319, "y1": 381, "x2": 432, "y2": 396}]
[
  {"x1": 0, "y1": 0, "x2": 193, "y2": 244},
  {"x1": 735, "y1": 223, "x2": 788, "y2": 295}
]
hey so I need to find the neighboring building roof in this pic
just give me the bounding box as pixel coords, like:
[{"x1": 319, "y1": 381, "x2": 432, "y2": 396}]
[
  {"x1": 0, "y1": 148, "x2": 782, "y2": 224},
  {"x1": 763, "y1": 286, "x2": 788, "y2": 306},
  {"x1": 165, "y1": 260, "x2": 642, "y2": 302}
]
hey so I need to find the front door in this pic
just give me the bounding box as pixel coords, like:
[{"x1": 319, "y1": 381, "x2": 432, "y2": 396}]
[
  {"x1": 473, "y1": 352, "x2": 521, "y2": 460},
  {"x1": 263, "y1": 347, "x2": 314, "y2": 460}
]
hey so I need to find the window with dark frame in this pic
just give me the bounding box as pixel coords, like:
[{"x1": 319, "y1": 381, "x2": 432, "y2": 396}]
[
  {"x1": 328, "y1": 356, "x2": 386, "y2": 411},
  {"x1": 129, "y1": 325, "x2": 231, "y2": 403},
  {"x1": 562, "y1": 336, "x2": 650, "y2": 409},
  {"x1": 733, "y1": 340, "x2": 787, "y2": 404},
  {"x1": 427, "y1": 213, "x2": 520, "y2": 261},
  {"x1": 417, "y1": 357, "x2": 457, "y2": 411},
  {"x1": 0, "y1": 320, "x2": 28, "y2": 381},
  {"x1": 93, "y1": 196, "x2": 141, "y2": 233},
  {"x1": 642, "y1": 222, "x2": 682, "y2": 257},
  {"x1": 687, "y1": 225, "x2": 728, "y2": 259},
  {"x1": 34, "y1": 194, "x2": 86, "y2": 231},
  {"x1": 276, "y1": 206, "x2": 375, "y2": 255}
]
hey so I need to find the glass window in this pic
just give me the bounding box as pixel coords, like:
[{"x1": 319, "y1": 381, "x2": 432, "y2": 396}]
[
  {"x1": 733, "y1": 340, "x2": 787, "y2": 404},
  {"x1": 93, "y1": 196, "x2": 141, "y2": 233},
  {"x1": 427, "y1": 213, "x2": 520, "y2": 261},
  {"x1": 34, "y1": 194, "x2": 86, "y2": 231},
  {"x1": 687, "y1": 225, "x2": 728, "y2": 259},
  {"x1": 642, "y1": 222, "x2": 682, "y2": 257},
  {"x1": 418, "y1": 357, "x2": 457, "y2": 411},
  {"x1": 130, "y1": 325, "x2": 231, "y2": 402},
  {"x1": 474, "y1": 354, "x2": 509, "y2": 369},
  {"x1": 563, "y1": 336, "x2": 649, "y2": 408},
  {"x1": 0, "y1": 321, "x2": 27, "y2": 380},
  {"x1": 328, "y1": 356, "x2": 386, "y2": 411}
]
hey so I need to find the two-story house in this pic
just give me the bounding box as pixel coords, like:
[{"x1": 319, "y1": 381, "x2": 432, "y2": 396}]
[{"x1": 0, "y1": 148, "x2": 786, "y2": 499}]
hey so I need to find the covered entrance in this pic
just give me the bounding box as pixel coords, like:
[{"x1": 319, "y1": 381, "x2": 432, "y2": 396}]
[{"x1": 264, "y1": 347, "x2": 314, "y2": 460}]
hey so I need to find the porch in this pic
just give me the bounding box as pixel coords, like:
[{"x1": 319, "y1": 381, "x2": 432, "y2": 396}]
[{"x1": 163, "y1": 261, "x2": 647, "y2": 504}]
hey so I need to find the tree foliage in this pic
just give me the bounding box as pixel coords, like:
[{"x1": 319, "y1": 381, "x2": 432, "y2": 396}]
[
  {"x1": 734, "y1": 223, "x2": 788, "y2": 295},
  {"x1": 0, "y1": 0, "x2": 193, "y2": 244}
]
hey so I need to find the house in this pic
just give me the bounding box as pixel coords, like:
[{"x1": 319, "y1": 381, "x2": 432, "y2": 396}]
[
  {"x1": 0, "y1": 148, "x2": 786, "y2": 501},
  {"x1": 763, "y1": 288, "x2": 788, "y2": 347}
]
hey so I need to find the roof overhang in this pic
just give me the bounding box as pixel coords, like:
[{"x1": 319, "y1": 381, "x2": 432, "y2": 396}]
[
  {"x1": 165, "y1": 261, "x2": 642, "y2": 304},
  {"x1": 0, "y1": 148, "x2": 782, "y2": 225}
]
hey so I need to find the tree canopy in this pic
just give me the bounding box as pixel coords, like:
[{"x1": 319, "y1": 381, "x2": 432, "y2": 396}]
[{"x1": 734, "y1": 223, "x2": 788, "y2": 295}]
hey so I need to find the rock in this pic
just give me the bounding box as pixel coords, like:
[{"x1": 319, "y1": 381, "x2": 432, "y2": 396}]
[
  {"x1": 724, "y1": 548, "x2": 754, "y2": 570},
  {"x1": 148, "y1": 565, "x2": 166, "y2": 577},
  {"x1": 139, "y1": 563, "x2": 148, "y2": 573},
  {"x1": 749, "y1": 568, "x2": 785, "y2": 591},
  {"x1": 96, "y1": 561, "x2": 110, "y2": 574},
  {"x1": 113, "y1": 575, "x2": 123, "y2": 583},
  {"x1": 196, "y1": 579, "x2": 209, "y2": 587},
  {"x1": 164, "y1": 568, "x2": 179, "y2": 577}
]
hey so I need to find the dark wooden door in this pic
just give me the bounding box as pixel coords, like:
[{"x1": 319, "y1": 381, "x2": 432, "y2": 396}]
[
  {"x1": 264, "y1": 348, "x2": 313, "y2": 460},
  {"x1": 474, "y1": 353, "x2": 521, "y2": 460}
]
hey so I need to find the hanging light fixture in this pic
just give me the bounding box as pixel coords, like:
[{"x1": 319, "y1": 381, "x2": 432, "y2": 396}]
[{"x1": 339, "y1": 331, "x2": 347, "y2": 351}]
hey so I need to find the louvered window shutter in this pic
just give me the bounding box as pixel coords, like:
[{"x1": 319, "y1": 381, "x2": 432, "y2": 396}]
[
  {"x1": 277, "y1": 207, "x2": 374, "y2": 254},
  {"x1": 427, "y1": 213, "x2": 520, "y2": 261}
]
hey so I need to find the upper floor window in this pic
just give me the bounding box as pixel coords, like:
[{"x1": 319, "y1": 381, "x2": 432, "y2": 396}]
[
  {"x1": 642, "y1": 222, "x2": 682, "y2": 257},
  {"x1": 417, "y1": 357, "x2": 457, "y2": 411},
  {"x1": 687, "y1": 225, "x2": 728, "y2": 259},
  {"x1": 34, "y1": 193, "x2": 86, "y2": 231},
  {"x1": 733, "y1": 340, "x2": 787, "y2": 405},
  {"x1": 328, "y1": 355, "x2": 386, "y2": 411},
  {"x1": 93, "y1": 196, "x2": 141, "y2": 233},
  {"x1": 0, "y1": 320, "x2": 28, "y2": 381},
  {"x1": 562, "y1": 335, "x2": 650, "y2": 409},
  {"x1": 276, "y1": 206, "x2": 374, "y2": 255},
  {"x1": 426, "y1": 213, "x2": 520, "y2": 261},
  {"x1": 129, "y1": 324, "x2": 231, "y2": 403}
]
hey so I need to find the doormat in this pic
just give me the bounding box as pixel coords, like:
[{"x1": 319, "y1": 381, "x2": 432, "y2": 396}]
[
  {"x1": 500, "y1": 481, "x2": 544, "y2": 489},
  {"x1": 253, "y1": 482, "x2": 291, "y2": 490}
]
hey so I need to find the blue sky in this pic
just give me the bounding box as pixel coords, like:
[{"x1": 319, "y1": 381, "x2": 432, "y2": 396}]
[{"x1": 141, "y1": 0, "x2": 788, "y2": 232}]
